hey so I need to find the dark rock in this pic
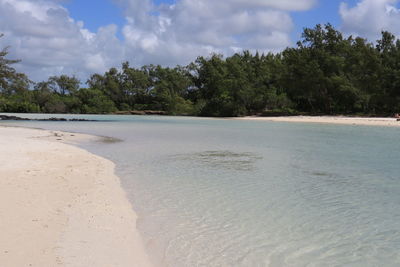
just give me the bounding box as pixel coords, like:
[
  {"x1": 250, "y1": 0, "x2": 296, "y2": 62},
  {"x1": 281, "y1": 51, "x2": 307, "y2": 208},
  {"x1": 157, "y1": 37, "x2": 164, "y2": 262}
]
[
  {"x1": 45, "y1": 117, "x2": 67, "y2": 121},
  {"x1": 69, "y1": 118, "x2": 96, "y2": 121},
  {"x1": 129, "y1": 110, "x2": 146, "y2": 115},
  {"x1": 114, "y1": 110, "x2": 167, "y2": 115},
  {"x1": 142, "y1": 110, "x2": 167, "y2": 115},
  {"x1": 0, "y1": 115, "x2": 31, "y2": 120},
  {"x1": 0, "y1": 115, "x2": 96, "y2": 122}
]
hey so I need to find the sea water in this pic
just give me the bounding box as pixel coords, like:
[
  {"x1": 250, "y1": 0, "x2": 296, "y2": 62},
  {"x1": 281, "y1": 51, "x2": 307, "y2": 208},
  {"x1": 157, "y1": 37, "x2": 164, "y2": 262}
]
[{"x1": 2, "y1": 114, "x2": 400, "y2": 266}]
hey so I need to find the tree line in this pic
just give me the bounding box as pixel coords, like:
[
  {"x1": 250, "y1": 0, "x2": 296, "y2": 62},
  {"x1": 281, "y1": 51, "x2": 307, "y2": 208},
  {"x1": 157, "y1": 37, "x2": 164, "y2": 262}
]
[{"x1": 1, "y1": 24, "x2": 400, "y2": 117}]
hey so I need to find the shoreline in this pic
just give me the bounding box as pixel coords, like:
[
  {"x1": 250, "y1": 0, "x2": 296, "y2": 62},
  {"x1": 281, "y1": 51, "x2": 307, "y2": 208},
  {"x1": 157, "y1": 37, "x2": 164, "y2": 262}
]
[
  {"x1": 234, "y1": 115, "x2": 400, "y2": 127},
  {"x1": 0, "y1": 126, "x2": 152, "y2": 267},
  {"x1": 2, "y1": 112, "x2": 400, "y2": 127}
]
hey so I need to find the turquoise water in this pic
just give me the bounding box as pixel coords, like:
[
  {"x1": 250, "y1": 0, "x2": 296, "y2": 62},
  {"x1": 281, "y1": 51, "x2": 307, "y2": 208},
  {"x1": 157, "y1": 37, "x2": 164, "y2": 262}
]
[{"x1": 2, "y1": 114, "x2": 400, "y2": 266}]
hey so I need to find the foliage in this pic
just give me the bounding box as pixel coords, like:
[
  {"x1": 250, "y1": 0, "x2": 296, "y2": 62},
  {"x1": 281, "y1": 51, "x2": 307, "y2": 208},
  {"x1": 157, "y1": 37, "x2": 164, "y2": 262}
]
[
  {"x1": 76, "y1": 88, "x2": 117, "y2": 114},
  {"x1": 2, "y1": 24, "x2": 400, "y2": 116}
]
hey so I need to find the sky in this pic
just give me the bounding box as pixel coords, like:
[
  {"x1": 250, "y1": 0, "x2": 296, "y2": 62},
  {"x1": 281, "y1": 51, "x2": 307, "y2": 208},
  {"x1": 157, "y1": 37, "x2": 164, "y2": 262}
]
[{"x1": 1, "y1": 0, "x2": 400, "y2": 82}]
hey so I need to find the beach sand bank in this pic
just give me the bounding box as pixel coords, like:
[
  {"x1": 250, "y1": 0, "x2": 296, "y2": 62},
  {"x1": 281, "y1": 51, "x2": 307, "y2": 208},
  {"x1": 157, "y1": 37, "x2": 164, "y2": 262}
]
[
  {"x1": 236, "y1": 116, "x2": 400, "y2": 127},
  {"x1": 0, "y1": 126, "x2": 152, "y2": 267}
]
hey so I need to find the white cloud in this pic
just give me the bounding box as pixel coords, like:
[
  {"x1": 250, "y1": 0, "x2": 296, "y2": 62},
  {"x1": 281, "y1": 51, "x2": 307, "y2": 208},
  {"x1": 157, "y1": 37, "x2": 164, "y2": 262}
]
[
  {"x1": 0, "y1": 0, "x2": 123, "y2": 82},
  {"x1": 120, "y1": 0, "x2": 314, "y2": 66},
  {"x1": 0, "y1": 0, "x2": 316, "y2": 82},
  {"x1": 340, "y1": 0, "x2": 400, "y2": 40}
]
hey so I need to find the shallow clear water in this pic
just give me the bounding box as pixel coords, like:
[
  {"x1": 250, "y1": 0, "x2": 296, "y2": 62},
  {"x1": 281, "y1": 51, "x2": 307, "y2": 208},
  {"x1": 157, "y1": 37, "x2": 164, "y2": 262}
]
[{"x1": 2, "y1": 113, "x2": 400, "y2": 266}]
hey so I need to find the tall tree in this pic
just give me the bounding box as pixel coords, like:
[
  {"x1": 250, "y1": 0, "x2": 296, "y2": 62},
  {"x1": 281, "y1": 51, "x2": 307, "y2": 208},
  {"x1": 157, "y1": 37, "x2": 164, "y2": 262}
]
[
  {"x1": 120, "y1": 62, "x2": 152, "y2": 108},
  {"x1": 0, "y1": 34, "x2": 30, "y2": 95},
  {"x1": 48, "y1": 75, "x2": 80, "y2": 96}
]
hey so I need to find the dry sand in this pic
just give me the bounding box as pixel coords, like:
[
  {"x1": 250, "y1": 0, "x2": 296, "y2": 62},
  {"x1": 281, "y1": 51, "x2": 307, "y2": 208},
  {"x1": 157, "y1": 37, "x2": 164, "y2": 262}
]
[
  {"x1": 0, "y1": 126, "x2": 152, "y2": 267},
  {"x1": 235, "y1": 115, "x2": 400, "y2": 127}
]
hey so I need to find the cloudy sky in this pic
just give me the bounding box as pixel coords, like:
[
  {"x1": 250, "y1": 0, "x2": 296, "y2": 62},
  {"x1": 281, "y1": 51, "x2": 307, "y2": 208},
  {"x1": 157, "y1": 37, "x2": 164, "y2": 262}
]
[{"x1": 1, "y1": 0, "x2": 400, "y2": 82}]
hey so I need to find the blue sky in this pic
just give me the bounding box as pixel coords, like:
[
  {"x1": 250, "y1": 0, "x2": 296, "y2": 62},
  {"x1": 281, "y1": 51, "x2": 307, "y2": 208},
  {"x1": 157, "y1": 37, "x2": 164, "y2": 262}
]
[
  {"x1": 63, "y1": 0, "x2": 176, "y2": 34},
  {"x1": 291, "y1": 0, "x2": 357, "y2": 39},
  {"x1": 1, "y1": 0, "x2": 400, "y2": 81},
  {"x1": 63, "y1": 0, "x2": 125, "y2": 37}
]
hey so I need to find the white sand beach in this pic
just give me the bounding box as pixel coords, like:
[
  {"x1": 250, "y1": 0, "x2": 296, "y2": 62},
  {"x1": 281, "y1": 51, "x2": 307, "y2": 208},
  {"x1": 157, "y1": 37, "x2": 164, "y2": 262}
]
[
  {"x1": 0, "y1": 126, "x2": 152, "y2": 267},
  {"x1": 236, "y1": 116, "x2": 400, "y2": 127}
]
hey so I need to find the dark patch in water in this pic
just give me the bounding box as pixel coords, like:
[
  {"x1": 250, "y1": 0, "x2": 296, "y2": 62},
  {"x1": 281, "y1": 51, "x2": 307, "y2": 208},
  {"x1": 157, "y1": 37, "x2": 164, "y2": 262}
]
[
  {"x1": 96, "y1": 136, "x2": 123, "y2": 144},
  {"x1": 170, "y1": 150, "x2": 263, "y2": 171},
  {"x1": 311, "y1": 171, "x2": 332, "y2": 177}
]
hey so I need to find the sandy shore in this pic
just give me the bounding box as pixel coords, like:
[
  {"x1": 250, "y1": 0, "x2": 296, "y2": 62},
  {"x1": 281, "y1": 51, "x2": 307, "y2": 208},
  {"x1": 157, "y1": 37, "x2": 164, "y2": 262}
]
[
  {"x1": 235, "y1": 116, "x2": 400, "y2": 127},
  {"x1": 0, "y1": 126, "x2": 152, "y2": 267}
]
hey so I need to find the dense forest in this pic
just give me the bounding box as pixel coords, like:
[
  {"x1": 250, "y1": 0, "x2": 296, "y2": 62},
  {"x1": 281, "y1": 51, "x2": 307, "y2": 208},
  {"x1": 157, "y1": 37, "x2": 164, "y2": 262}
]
[{"x1": 1, "y1": 24, "x2": 400, "y2": 117}]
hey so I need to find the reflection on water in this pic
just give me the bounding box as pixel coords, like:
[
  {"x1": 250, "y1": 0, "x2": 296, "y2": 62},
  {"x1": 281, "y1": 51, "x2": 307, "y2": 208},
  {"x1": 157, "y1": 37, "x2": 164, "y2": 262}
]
[{"x1": 169, "y1": 150, "x2": 263, "y2": 171}]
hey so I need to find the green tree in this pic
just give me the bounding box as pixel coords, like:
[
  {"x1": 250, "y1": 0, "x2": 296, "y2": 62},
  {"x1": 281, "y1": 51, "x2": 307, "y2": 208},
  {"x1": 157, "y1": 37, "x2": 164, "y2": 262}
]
[
  {"x1": 0, "y1": 34, "x2": 30, "y2": 95},
  {"x1": 48, "y1": 75, "x2": 80, "y2": 96},
  {"x1": 147, "y1": 65, "x2": 194, "y2": 114},
  {"x1": 87, "y1": 68, "x2": 126, "y2": 109},
  {"x1": 282, "y1": 24, "x2": 365, "y2": 113},
  {"x1": 76, "y1": 88, "x2": 116, "y2": 114},
  {"x1": 120, "y1": 62, "x2": 152, "y2": 109},
  {"x1": 373, "y1": 31, "x2": 400, "y2": 113}
]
